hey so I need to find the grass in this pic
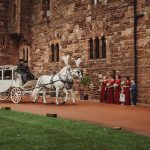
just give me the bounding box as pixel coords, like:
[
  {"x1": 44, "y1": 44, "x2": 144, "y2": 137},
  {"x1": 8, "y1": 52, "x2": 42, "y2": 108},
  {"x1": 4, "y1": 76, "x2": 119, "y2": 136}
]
[{"x1": 0, "y1": 110, "x2": 150, "y2": 150}]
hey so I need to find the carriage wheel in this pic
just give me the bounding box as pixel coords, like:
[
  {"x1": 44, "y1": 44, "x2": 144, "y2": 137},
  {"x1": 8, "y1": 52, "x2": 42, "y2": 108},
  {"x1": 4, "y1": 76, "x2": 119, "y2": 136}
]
[
  {"x1": 11, "y1": 88, "x2": 22, "y2": 104},
  {"x1": 0, "y1": 92, "x2": 10, "y2": 101}
]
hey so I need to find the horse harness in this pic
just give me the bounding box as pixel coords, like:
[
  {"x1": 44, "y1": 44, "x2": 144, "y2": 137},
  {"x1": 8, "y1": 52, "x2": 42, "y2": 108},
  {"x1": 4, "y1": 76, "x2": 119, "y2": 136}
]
[{"x1": 39, "y1": 68, "x2": 72, "y2": 89}]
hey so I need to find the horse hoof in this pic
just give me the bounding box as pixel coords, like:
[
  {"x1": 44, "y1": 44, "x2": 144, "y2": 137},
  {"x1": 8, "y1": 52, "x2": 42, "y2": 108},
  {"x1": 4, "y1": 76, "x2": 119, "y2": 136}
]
[
  {"x1": 73, "y1": 103, "x2": 76, "y2": 105},
  {"x1": 42, "y1": 99, "x2": 47, "y2": 104},
  {"x1": 50, "y1": 102, "x2": 55, "y2": 105},
  {"x1": 56, "y1": 103, "x2": 59, "y2": 106},
  {"x1": 61, "y1": 101, "x2": 66, "y2": 105}
]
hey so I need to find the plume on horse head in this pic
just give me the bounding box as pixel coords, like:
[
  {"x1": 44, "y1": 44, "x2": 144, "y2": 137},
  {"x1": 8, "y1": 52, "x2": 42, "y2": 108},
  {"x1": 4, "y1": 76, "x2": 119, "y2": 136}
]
[
  {"x1": 72, "y1": 58, "x2": 82, "y2": 67},
  {"x1": 62, "y1": 55, "x2": 70, "y2": 66}
]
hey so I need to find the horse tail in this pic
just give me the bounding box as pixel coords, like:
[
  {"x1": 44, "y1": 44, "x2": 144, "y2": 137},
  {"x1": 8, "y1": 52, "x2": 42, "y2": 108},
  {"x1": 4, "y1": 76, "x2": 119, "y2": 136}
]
[{"x1": 31, "y1": 76, "x2": 42, "y2": 99}]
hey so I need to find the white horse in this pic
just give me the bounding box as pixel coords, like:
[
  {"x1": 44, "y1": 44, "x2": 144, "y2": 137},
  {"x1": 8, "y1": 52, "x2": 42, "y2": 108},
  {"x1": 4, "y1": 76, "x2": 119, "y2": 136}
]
[
  {"x1": 62, "y1": 67, "x2": 83, "y2": 104},
  {"x1": 42, "y1": 67, "x2": 83, "y2": 104},
  {"x1": 31, "y1": 65, "x2": 75, "y2": 105},
  {"x1": 62, "y1": 58, "x2": 83, "y2": 104},
  {"x1": 42, "y1": 57, "x2": 83, "y2": 105}
]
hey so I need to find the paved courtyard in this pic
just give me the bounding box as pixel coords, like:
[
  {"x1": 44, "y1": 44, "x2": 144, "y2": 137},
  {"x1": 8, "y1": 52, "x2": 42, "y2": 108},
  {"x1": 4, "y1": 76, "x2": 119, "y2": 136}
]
[{"x1": 0, "y1": 98, "x2": 150, "y2": 137}]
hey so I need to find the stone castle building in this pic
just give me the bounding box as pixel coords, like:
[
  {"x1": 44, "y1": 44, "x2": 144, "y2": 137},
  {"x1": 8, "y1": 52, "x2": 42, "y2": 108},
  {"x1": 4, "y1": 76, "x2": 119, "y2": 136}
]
[{"x1": 0, "y1": 0, "x2": 150, "y2": 103}]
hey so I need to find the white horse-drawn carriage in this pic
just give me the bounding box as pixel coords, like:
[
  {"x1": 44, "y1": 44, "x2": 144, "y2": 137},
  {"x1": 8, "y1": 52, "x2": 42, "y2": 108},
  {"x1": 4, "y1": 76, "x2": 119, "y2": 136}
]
[
  {"x1": 0, "y1": 65, "x2": 34, "y2": 103},
  {"x1": 0, "y1": 56, "x2": 83, "y2": 105}
]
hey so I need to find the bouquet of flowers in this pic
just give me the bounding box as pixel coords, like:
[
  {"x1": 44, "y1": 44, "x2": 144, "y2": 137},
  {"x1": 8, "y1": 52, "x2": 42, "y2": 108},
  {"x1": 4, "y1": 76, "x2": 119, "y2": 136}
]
[
  {"x1": 113, "y1": 83, "x2": 118, "y2": 88},
  {"x1": 121, "y1": 81, "x2": 125, "y2": 86},
  {"x1": 106, "y1": 82, "x2": 110, "y2": 87}
]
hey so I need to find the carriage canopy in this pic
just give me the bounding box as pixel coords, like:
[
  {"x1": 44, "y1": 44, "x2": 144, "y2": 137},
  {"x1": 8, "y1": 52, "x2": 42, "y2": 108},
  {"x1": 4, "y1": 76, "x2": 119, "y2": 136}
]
[{"x1": 0, "y1": 65, "x2": 18, "y2": 92}]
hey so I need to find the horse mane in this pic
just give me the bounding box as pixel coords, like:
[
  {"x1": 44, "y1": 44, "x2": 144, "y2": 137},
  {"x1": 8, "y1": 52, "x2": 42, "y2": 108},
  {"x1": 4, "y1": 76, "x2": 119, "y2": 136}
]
[{"x1": 59, "y1": 65, "x2": 70, "y2": 74}]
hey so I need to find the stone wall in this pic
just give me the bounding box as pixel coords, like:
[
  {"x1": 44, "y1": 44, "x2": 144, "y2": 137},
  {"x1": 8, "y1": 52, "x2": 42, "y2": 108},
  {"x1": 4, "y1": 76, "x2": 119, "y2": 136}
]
[
  {"x1": 0, "y1": 0, "x2": 149, "y2": 103},
  {"x1": 0, "y1": 0, "x2": 32, "y2": 66},
  {"x1": 20, "y1": 0, "x2": 32, "y2": 41},
  {"x1": 136, "y1": 0, "x2": 150, "y2": 103},
  {"x1": 30, "y1": 0, "x2": 150, "y2": 103},
  {"x1": 0, "y1": 0, "x2": 9, "y2": 65}
]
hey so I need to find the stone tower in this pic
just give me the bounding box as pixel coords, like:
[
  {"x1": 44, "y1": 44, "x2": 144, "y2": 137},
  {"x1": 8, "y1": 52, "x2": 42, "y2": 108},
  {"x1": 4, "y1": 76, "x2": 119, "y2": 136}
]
[{"x1": 0, "y1": 0, "x2": 31, "y2": 65}]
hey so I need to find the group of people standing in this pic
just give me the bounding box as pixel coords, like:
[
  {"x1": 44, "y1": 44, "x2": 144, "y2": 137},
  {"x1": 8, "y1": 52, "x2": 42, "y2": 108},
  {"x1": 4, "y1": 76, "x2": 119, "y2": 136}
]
[{"x1": 100, "y1": 75, "x2": 137, "y2": 106}]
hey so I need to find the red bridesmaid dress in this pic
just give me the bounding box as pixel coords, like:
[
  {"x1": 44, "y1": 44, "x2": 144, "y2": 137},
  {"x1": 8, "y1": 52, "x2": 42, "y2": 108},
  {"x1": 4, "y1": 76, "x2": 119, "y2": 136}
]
[
  {"x1": 114, "y1": 79, "x2": 121, "y2": 104},
  {"x1": 123, "y1": 80, "x2": 131, "y2": 105},
  {"x1": 100, "y1": 80, "x2": 108, "y2": 103},
  {"x1": 107, "y1": 79, "x2": 115, "y2": 103}
]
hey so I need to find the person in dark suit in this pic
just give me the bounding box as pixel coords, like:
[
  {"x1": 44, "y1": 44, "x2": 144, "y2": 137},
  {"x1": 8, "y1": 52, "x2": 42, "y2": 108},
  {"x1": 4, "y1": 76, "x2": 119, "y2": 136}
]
[
  {"x1": 24, "y1": 61, "x2": 35, "y2": 81},
  {"x1": 17, "y1": 59, "x2": 35, "y2": 84},
  {"x1": 130, "y1": 79, "x2": 137, "y2": 106},
  {"x1": 17, "y1": 59, "x2": 26, "y2": 72},
  {"x1": 17, "y1": 59, "x2": 27, "y2": 84}
]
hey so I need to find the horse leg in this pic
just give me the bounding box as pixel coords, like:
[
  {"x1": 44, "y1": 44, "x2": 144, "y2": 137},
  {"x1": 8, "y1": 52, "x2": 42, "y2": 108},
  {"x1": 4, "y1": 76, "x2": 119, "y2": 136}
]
[
  {"x1": 70, "y1": 89, "x2": 76, "y2": 105},
  {"x1": 62, "y1": 88, "x2": 68, "y2": 104},
  {"x1": 55, "y1": 88, "x2": 60, "y2": 105},
  {"x1": 42, "y1": 88, "x2": 47, "y2": 104},
  {"x1": 32, "y1": 87, "x2": 41, "y2": 102}
]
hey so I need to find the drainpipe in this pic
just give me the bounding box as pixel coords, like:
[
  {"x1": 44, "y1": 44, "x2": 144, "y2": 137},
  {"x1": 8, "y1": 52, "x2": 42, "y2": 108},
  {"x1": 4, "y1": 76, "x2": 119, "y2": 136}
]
[
  {"x1": 133, "y1": 0, "x2": 144, "y2": 99},
  {"x1": 134, "y1": 0, "x2": 138, "y2": 85}
]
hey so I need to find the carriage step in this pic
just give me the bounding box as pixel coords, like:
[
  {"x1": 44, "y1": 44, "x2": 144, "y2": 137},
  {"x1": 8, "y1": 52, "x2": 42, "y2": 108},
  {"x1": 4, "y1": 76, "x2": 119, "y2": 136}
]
[
  {"x1": 46, "y1": 113, "x2": 57, "y2": 118},
  {"x1": 1, "y1": 107, "x2": 11, "y2": 110}
]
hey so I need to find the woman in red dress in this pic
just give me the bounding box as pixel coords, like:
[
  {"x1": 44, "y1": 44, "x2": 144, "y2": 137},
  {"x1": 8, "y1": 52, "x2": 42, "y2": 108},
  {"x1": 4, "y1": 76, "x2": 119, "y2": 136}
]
[
  {"x1": 114, "y1": 75, "x2": 121, "y2": 104},
  {"x1": 100, "y1": 76, "x2": 108, "y2": 103},
  {"x1": 106, "y1": 75, "x2": 115, "y2": 103},
  {"x1": 123, "y1": 76, "x2": 131, "y2": 105}
]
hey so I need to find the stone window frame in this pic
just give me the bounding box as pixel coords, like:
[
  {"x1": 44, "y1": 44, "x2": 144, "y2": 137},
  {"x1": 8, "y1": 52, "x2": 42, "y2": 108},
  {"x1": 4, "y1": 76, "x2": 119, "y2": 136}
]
[
  {"x1": 0, "y1": 35, "x2": 6, "y2": 49},
  {"x1": 55, "y1": 43, "x2": 59, "y2": 62},
  {"x1": 42, "y1": 0, "x2": 51, "y2": 18},
  {"x1": 89, "y1": 38, "x2": 94, "y2": 59},
  {"x1": 1, "y1": 35, "x2": 6, "y2": 49},
  {"x1": 2, "y1": 35, "x2": 6, "y2": 48},
  {"x1": 88, "y1": 36, "x2": 106, "y2": 60},
  {"x1": 0, "y1": 70, "x2": 2, "y2": 80},
  {"x1": 51, "y1": 44, "x2": 55, "y2": 62},
  {"x1": 97, "y1": 0, "x2": 103, "y2": 3},
  {"x1": 22, "y1": 47, "x2": 29, "y2": 63},
  {"x1": 91, "y1": 0, "x2": 106, "y2": 5},
  {"x1": 94, "y1": 37, "x2": 100, "y2": 59},
  {"x1": 51, "y1": 43, "x2": 59, "y2": 62},
  {"x1": 101, "y1": 36, "x2": 106, "y2": 59},
  {"x1": 91, "y1": 0, "x2": 97, "y2": 5},
  {"x1": 13, "y1": 3, "x2": 16, "y2": 19},
  {"x1": 13, "y1": 2, "x2": 16, "y2": 21}
]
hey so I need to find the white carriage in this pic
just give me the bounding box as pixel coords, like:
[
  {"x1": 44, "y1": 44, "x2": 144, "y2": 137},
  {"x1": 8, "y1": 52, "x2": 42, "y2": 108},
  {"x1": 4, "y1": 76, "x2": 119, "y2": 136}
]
[{"x1": 0, "y1": 65, "x2": 34, "y2": 103}]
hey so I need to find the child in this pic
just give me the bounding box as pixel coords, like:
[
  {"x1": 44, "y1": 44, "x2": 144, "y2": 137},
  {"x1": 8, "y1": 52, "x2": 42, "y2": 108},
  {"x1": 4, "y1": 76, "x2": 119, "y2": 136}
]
[
  {"x1": 130, "y1": 79, "x2": 137, "y2": 106},
  {"x1": 119, "y1": 88, "x2": 125, "y2": 105}
]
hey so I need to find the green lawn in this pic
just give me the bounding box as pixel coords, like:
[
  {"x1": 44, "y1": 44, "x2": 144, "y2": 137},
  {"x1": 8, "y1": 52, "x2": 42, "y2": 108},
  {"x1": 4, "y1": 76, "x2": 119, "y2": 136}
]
[{"x1": 0, "y1": 110, "x2": 149, "y2": 150}]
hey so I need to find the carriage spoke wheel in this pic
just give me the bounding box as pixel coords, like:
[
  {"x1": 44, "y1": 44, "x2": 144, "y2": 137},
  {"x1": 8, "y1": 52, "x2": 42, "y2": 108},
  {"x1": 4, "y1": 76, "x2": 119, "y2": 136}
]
[
  {"x1": 11, "y1": 88, "x2": 22, "y2": 104},
  {"x1": 0, "y1": 92, "x2": 10, "y2": 101}
]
